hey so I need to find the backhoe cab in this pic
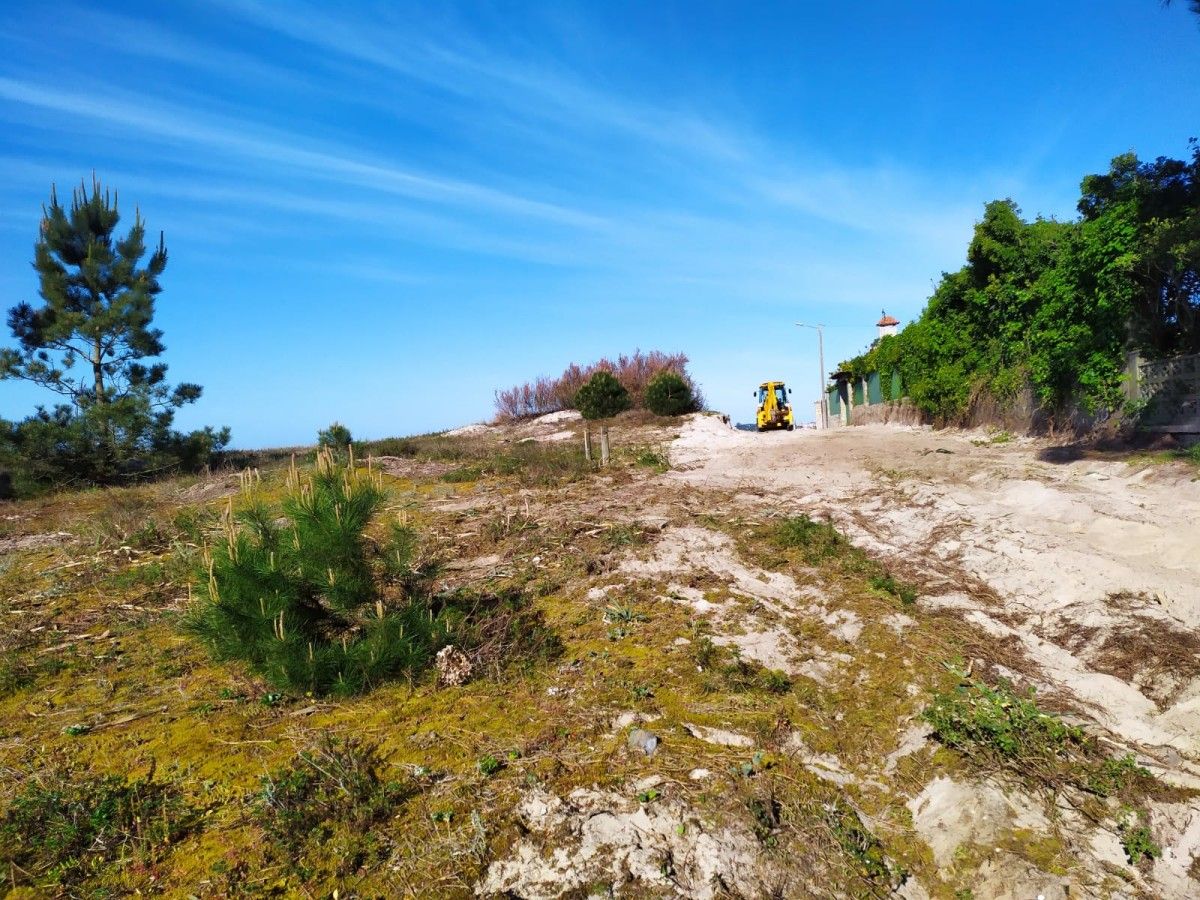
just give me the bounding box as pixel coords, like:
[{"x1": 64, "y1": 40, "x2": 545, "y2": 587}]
[{"x1": 755, "y1": 381, "x2": 795, "y2": 432}]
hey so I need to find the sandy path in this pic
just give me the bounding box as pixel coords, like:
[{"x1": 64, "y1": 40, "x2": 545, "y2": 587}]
[{"x1": 669, "y1": 417, "x2": 1200, "y2": 777}]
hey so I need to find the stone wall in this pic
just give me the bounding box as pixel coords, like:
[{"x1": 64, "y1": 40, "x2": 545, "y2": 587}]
[{"x1": 848, "y1": 399, "x2": 924, "y2": 427}]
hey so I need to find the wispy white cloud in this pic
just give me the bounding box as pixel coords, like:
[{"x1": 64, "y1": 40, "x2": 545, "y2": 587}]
[
  {"x1": 216, "y1": 0, "x2": 751, "y2": 166},
  {"x1": 0, "y1": 77, "x2": 607, "y2": 230}
]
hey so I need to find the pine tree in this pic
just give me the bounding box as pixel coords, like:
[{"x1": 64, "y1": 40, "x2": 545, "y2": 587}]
[
  {"x1": 0, "y1": 178, "x2": 228, "y2": 483},
  {"x1": 575, "y1": 370, "x2": 631, "y2": 465},
  {"x1": 644, "y1": 370, "x2": 696, "y2": 416},
  {"x1": 187, "y1": 450, "x2": 444, "y2": 696}
]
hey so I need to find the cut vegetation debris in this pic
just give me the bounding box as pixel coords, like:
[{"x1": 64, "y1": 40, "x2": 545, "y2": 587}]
[{"x1": 0, "y1": 412, "x2": 1198, "y2": 897}]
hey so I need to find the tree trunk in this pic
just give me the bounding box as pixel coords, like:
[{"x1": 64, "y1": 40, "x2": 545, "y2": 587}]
[
  {"x1": 600, "y1": 426, "x2": 610, "y2": 466},
  {"x1": 92, "y1": 338, "x2": 105, "y2": 404},
  {"x1": 583, "y1": 425, "x2": 591, "y2": 462}
]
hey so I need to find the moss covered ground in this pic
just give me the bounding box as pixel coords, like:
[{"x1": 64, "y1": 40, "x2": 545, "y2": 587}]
[{"x1": 0, "y1": 425, "x2": 1180, "y2": 898}]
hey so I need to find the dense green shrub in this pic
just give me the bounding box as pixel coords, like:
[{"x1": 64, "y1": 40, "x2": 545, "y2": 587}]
[
  {"x1": 839, "y1": 146, "x2": 1200, "y2": 421},
  {"x1": 186, "y1": 450, "x2": 558, "y2": 695},
  {"x1": 186, "y1": 449, "x2": 443, "y2": 695},
  {"x1": 317, "y1": 421, "x2": 352, "y2": 453},
  {"x1": 575, "y1": 370, "x2": 632, "y2": 421},
  {"x1": 644, "y1": 370, "x2": 697, "y2": 416},
  {"x1": 494, "y1": 350, "x2": 704, "y2": 420}
]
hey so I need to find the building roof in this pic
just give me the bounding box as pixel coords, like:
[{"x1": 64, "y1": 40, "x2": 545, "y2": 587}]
[{"x1": 877, "y1": 312, "x2": 899, "y2": 327}]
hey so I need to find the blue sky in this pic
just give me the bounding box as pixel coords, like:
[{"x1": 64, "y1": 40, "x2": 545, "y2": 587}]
[{"x1": 1, "y1": 1, "x2": 1198, "y2": 445}]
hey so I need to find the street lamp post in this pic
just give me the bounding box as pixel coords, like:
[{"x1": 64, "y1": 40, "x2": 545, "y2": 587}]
[{"x1": 795, "y1": 322, "x2": 827, "y2": 429}]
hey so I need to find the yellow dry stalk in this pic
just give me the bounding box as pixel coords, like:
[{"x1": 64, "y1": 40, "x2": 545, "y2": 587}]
[
  {"x1": 207, "y1": 557, "x2": 219, "y2": 603},
  {"x1": 237, "y1": 467, "x2": 261, "y2": 495},
  {"x1": 274, "y1": 610, "x2": 286, "y2": 641},
  {"x1": 327, "y1": 567, "x2": 337, "y2": 587},
  {"x1": 287, "y1": 453, "x2": 300, "y2": 492},
  {"x1": 375, "y1": 599, "x2": 384, "y2": 619}
]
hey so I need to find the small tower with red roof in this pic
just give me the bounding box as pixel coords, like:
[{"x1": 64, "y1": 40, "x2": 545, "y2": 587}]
[{"x1": 877, "y1": 310, "x2": 899, "y2": 339}]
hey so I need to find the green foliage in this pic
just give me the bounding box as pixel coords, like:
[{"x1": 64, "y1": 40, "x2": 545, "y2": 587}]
[
  {"x1": 476, "y1": 754, "x2": 502, "y2": 777},
  {"x1": 869, "y1": 572, "x2": 918, "y2": 605},
  {"x1": 1088, "y1": 754, "x2": 1152, "y2": 798},
  {"x1": 0, "y1": 178, "x2": 228, "y2": 486},
  {"x1": 574, "y1": 370, "x2": 632, "y2": 421},
  {"x1": 0, "y1": 768, "x2": 193, "y2": 889},
  {"x1": 774, "y1": 514, "x2": 847, "y2": 563},
  {"x1": 692, "y1": 635, "x2": 791, "y2": 694},
  {"x1": 840, "y1": 145, "x2": 1200, "y2": 421},
  {"x1": 824, "y1": 799, "x2": 895, "y2": 885},
  {"x1": 643, "y1": 370, "x2": 696, "y2": 416},
  {"x1": 184, "y1": 448, "x2": 561, "y2": 693},
  {"x1": 255, "y1": 735, "x2": 412, "y2": 861},
  {"x1": 632, "y1": 447, "x2": 670, "y2": 471},
  {"x1": 925, "y1": 671, "x2": 1161, "y2": 826},
  {"x1": 1117, "y1": 813, "x2": 1161, "y2": 864},
  {"x1": 746, "y1": 793, "x2": 780, "y2": 846},
  {"x1": 317, "y1": 421, "x2": 352, "y2": 452},
  {"x1": 185, "y1": 450, "x2": 470, "y2": 695},
  {"x1": 441, "y1": 466, "x2": 482, "y2": 483},
  {"x1": 923, "y1": 675, "x2": 1085, "y2": 761}
]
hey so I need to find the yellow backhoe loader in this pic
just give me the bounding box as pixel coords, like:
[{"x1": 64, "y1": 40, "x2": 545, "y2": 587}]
[{"x1": 755, "y1": 381, "x2": 795, "y2": 432}]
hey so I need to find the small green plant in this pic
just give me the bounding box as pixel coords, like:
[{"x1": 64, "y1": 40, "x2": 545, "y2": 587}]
[
  {"x1": 0, "y1": 768, "x2": 194, "y2": 890},
  {"x1": 477, "y1": 754, "x2": 502, "y2": 777},
  {"x1": 1088, "y1": 754, "x2": 1152, "y2": 798},
  {"x1": 869, "y1": 572, "x2": 918, "y2": 605},
  {"x1": 746, "y1": 793, "x2": 780, "y2": 846},
  {"x1": 605, "y1": 524, "x2": 646, "y2": 548},
  {"x1": 1117, "y1": 812, "x2": 1161, "y2": 864},
  {"x1": 644, "y1": 370, "x2": 697, "y2": 417},
  {"x1": 256, "y1": 735, "x2": 411, "y2": 859},
  {"x1": 774, "y1": 514, "x2": 846, "y2": 563},
  {"x1": 923, "y1": 673, "x2": 1084, "y2": 761},
  {"x1": 636, "y1": 788, "x2": 660, "y2": 803},
  {"x1": 925, "y1": 670, "x2": 1163, "y2": 824},
  {"x1": 633, "y1": 448, "x2": 670, "y2": 471},
  {"x1": 691, "y1": 635, "x2": 720, "y2": 669},
  {"x1": 442, "y1": 466, "x2": 482, "y2": 483},
  {"x1": 317, "y1": 421, "x2": 352, "y2": 453},
  {"x1": 732, "y1": 752, "x2": 772, "y2": 779},
  {"x1": 760, "y1": 669, "x2": 792, "y2": 694},
  {"x1": 604, "y1": 604, "x2": 646, "y2": 624},
  {"x1": 825, "y1": 799, "x2": 894, "y2": 885}
]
